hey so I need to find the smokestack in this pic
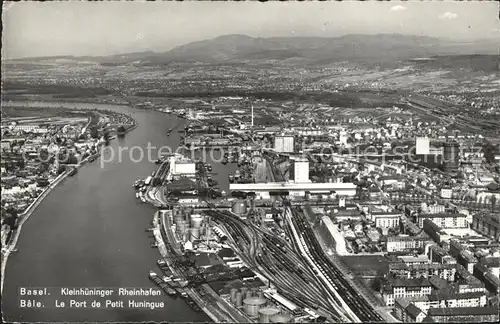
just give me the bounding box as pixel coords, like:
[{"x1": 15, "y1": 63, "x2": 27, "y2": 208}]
[{"x1": 251, "y1": 102, "x2": 254, "y2": 127}]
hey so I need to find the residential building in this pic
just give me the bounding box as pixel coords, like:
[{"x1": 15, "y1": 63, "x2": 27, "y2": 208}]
[
  {"x1": 454, "y1": 265, "x2": 487, "y2": 294},
  {"x1": 416, "y1": 213, "x2": 468, "y2": 228},
  {"x1": 398, "y1": 255, "x2": 432, "y2": 266},
  {"x1": 423, "y1": 219, "x2": 451, "y2": 244},
  {"x1": 471, "y1": 213, "x2": 499, "y2": 241},
  {"x1": 372, "y1": 211, "x2": 401, "y2": 229},
  {"x1": 424, "y1": 307, "x2": 499, "y2": 323},
  {"x1": 394, "y1": 299, "x2": 426, "y2": 322},
  {"x1": 382, "y1": 277, "x2": 432, "y2": 306},
  {"x1": 473, "y1": 262, "x2": 500, "y2": 294},
  {"x1": 387, "y1": 235, "x2": 431, "y2": 253},
  {"x1": 389, "y1": 263, "x2": 457, "y2": 282},
  {"x1": 458, "y1": 250, "x2": 478, "y2": 273},
  {"x1": 394, "y1": 291, "x2": 487, "y2": 315}
]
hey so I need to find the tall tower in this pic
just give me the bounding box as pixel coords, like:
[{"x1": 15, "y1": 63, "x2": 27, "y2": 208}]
[{"x1": 251, "y1": 102, "x2": 254, "y2": 127}]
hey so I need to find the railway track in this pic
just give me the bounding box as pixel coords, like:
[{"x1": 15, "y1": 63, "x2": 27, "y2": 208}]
[
  {"x1": 205, "y1": 209, "x2": 343, "y2": 320},
  {"x1": 286, "y1": 203, "x2": 383, "y2": 322}
]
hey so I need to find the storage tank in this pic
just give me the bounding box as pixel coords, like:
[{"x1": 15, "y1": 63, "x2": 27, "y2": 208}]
[
  {"x1": 257, "y1": 291, "x2": 265, "y2": 299},
  {"x1": 245, "y1": 290, "x2": 253, "y2": 299},
  {"x1": 243, "y1": 297, "x2": 266, "y2": 317},
  {"x1": 190, "y1": 228, "x2": 200, "y2": 241},
  {"x1": 230, "y1": 288, "x2": 238, "y2": 304},
  {"x1": 174, "y1": 213, "x2": 184, "y2": 227},
  {"x1": 232, "y1": 200, "x2": 248, "y2": 215},
  {"x1": 235, "y1": 292, "x2": 243, "y2": 307},
  {"x1": 259, "y1": 307, "x2": 280, "y2": 323},
  {"x1": 270, "y1": 313, "x2": 291, "y2": 323},
  {"x1": 205, "y1": 226, "x2": 211, "y2": 239},
  {"x1": 240, "y1": 287, "x2": 248, "y2": 297},
  {"x1": 191, "y1": 215, "x2": 203, "y2": 228}
]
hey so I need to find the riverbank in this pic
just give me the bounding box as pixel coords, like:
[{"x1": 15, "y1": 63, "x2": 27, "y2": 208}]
[
  {"x1": 2, "y1": 100, "x2": 209, "y2": 322},
  {"x1": 1, "y1": 168, "x2": 71, "y2": 294},
  {"x1": 1, "y1": 101, "x2": 140, "y2": 295}
]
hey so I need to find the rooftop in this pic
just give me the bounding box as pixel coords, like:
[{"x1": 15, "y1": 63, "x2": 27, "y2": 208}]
[
  {"x1": 418, "y1": 212, "x2": 464, "y2": 218},
  {"x1": 386, "y1": 276, "x2": 432, "y2": 289},
  {"x1": 427, "y1": 307, "x2": 499, "y2": 317},
  {"x1": 406, "y1": 303, "x2": 424, "y2": 319}
]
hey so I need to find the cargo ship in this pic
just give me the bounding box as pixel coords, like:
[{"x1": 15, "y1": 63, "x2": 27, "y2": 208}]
[
  {"x1": 185, "y1": 295, "x2": 202, "y2": 312},
  {"x1": 68, "y1": 167, "x2": 78, "y2": 176},
  {"x1": 156, "y1": 259, "x2": 173, "y2": 276},
  {"x1": 116, "y1": 125, "x2": 126, "y2": 137},
  {"x1": 133, "y1": 179, "x2": 145, "y2": 189},
  {"x1": 148, "y1": 271, "x2": 177, "y2": 297}
]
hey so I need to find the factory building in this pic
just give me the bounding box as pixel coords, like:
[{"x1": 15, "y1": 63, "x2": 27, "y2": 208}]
[
  {"x1": 230, "y1": 182, "x2": 356, "y2": 199},
  {"x1": 168, "y1": 154, "x2": 196, "y2": 180},
  {"x1": 442, "y1": 140, "x2": 460, "y2": 174},
  {"x1": 273, "y1": 135, "x2": 295, "y2": 153},
  {"x1": 318, "y1": 216, "x2": 347, "y2": 255},
  {"x1": 289, "y1": 156, "x2": 310, "y2": 183},
  {"x1": 416, "y1": 137, "x2": 430, "y2": 155}
]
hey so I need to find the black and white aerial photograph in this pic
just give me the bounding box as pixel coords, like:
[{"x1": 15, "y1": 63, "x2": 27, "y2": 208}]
[{"x1": 1, "y1": 0, "x2": 499, "y2": 323}]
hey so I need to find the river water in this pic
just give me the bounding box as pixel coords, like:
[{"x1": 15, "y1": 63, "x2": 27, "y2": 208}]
[{"x1": 2, "y1": 101, "x2": 235, "y2": 322}]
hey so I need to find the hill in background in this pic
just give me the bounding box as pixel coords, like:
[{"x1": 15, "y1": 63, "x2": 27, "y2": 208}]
[{"x1": 4, "y1": 34, "x2": 499, "y2": 68}]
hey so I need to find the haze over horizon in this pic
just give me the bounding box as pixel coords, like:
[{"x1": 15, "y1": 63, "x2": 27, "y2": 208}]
[{"x1": 3, "y1": 1, "x2": 499, "y2": 59}]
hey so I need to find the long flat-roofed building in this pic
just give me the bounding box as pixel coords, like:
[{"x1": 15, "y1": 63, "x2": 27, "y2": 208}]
[{"x1": 229, "y1": 182, "x2": 356, "y2": 199}]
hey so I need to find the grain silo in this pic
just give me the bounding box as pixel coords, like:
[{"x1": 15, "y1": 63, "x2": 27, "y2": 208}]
[
  {"x1": 174, "y1": 212, "x2": 184, "y2": 228},
  {"x1": 190, "y1": 227, "x2": 200, "y2": 241},
  {"x1": 232, "y1": 200, "x2": 248, "y2": 215},
  {"x1": 245, "y1": 290, "x2": 253, "y2": 299},
  {"x1": 190, "y1": 214, "x2": 203, "y2": 228},
  {"x1": 243, "y1": 297, "x2": 267, "y2": 318},
  {"x1": 235, "y1": 292, "x2": 243, "y2": 307},
  {"x1": 270, "y1": 313, "x2": 291, "y2": 323},
  {"x1": 258, "y1": 307, "x2": 280, "y2": 323},
  {"x1": 230, "y1": 288, "x2": 238, "y2": 304}
]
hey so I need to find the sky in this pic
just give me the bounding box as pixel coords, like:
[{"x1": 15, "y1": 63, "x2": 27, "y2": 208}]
[{"x1": 3, "y1": 0, "x2": 499, "y2": 59}]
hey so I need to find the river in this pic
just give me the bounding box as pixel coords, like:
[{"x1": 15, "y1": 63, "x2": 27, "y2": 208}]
[{"x1": 2, "y1": 101, "x2": 235, "y2": 322}]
